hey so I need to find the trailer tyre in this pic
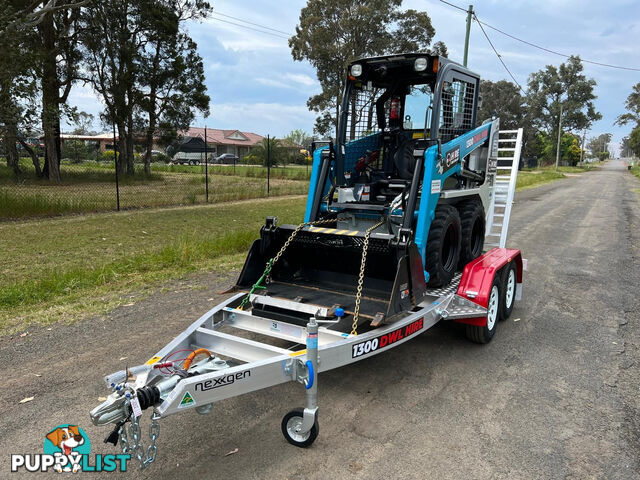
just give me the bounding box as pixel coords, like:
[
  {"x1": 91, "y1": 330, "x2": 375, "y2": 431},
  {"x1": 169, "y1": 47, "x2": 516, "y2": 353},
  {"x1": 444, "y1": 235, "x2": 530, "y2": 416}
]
[
  {"x1": 465, "y1": 275, "x2": 500, "y2": 344},
  {"x1": 281, "y1": 409, "x2": 319, "y2": 448},
  {"x1": 499, "y1": 262, "x2": 517, "y2": 321},
  {"x1": 457, "y1": 200, "x2": 485, "y2": 269},
  {"x1": 425, "y1": 204, "x2": 461, "y2": 287}
]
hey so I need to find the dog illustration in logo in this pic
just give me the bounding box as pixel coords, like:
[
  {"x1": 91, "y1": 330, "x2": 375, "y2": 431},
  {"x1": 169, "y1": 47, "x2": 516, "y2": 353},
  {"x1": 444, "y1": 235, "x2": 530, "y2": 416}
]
[{"x1": 46, "y1": 425, "x2": 85, "y2": 473}]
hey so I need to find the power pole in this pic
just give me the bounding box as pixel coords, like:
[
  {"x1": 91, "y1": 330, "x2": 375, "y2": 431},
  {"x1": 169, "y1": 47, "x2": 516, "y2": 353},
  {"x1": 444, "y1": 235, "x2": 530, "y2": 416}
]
[
  {"x1": 580, "y1": 129, "x2": 586, "y2": 164},
  {"x1": 555, "y1": 104, "x2": 563, "y2": 171},
  {"x1": 463, "y1": 5, "x2": 474, "y2": 67}
]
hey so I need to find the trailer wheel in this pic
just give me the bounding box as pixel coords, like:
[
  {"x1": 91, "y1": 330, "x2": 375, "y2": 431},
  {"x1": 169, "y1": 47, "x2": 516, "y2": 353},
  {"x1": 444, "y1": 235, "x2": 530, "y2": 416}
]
[
  {"x1": 465, "y1": 275, "x2": 500, "y2": 343},
  {"x1": 281, "y1": 409, "x2": 318, "y2": 448},
  {"x1": 425, "y1": 204, "x2": 461, "y2": 287},
  {"x1": 457, "y1": 200, "x2": 485, "y2": 269},
  {"x1": 499, "y1": 263, "x2": 517, "y2": 320}
]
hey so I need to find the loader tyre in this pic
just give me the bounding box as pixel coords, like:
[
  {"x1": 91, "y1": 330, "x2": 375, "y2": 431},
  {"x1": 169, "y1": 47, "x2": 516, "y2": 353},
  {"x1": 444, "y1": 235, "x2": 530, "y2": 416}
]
[
  {"x1": 465, "y1": 274, "x2": 500, "y2": 344},
  {"x1": 457, "y1": 199, "x2": 485, "y2": 269},
  {"x1": 425, "y1": 204, "x2": 461, "y2": 287}
]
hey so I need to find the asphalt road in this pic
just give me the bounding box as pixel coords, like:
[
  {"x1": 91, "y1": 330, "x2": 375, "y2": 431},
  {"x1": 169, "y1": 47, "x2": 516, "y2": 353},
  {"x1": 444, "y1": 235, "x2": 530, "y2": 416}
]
[{"x1": 2, "y1": 159, "x2": 639, "y2": 479}]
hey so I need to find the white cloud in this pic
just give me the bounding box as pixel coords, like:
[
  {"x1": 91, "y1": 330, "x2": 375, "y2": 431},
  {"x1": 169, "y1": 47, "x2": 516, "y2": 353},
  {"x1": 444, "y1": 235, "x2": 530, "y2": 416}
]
[
  {"x1": 284, "y1": 73, "x2": 317, "y2": 86},
  {"x1": 203, "y1": 102, "x2": 316, "y2": 137}
]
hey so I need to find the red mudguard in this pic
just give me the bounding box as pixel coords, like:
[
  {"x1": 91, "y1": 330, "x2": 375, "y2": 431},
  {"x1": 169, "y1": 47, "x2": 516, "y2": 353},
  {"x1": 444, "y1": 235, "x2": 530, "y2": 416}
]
[{"x1": 454, "y1": 248, "x2": 523, "y2": 327}]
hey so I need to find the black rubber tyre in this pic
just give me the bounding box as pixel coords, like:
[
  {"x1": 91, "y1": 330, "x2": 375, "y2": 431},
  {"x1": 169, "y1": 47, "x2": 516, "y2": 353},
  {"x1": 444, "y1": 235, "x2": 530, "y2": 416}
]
[
  {"x1": 281, "y1": 409, "x2": 319, "y2": 448},
  {"x1": 499, "y1": 262, "x2": 517, "y2": 321},
  {"x1": 465, "y1": 274, "x2": 501, "y2": 344},
  {"x1": 425, "y1": 204, "x2": 461, "y2": 287},
  {"x1": 195, "y1": 160, "x2": 200, "y2": 166},
  {"x1": 457, "y1": 199, "x2": 485, "y2": 269}
]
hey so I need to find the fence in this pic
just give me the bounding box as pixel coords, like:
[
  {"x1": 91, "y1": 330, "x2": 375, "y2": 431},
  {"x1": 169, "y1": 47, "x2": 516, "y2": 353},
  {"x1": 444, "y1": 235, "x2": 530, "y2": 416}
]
[{"x1": 0, "y1": 157, "x2": 311, "y2": 221}]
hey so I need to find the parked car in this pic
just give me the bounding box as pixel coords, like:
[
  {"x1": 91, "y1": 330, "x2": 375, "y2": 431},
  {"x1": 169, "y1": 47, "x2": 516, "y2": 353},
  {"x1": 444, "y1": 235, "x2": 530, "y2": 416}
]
[{"x1": 215, "y1": 153, "x2": 239, "y2": 164}]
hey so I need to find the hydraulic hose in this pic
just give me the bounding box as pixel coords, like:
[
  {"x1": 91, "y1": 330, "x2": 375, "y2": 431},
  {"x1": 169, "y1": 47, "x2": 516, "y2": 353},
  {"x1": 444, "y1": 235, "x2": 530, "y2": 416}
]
[{"x1": 183, "y1": 348, "x2": 212, "y2": 370}]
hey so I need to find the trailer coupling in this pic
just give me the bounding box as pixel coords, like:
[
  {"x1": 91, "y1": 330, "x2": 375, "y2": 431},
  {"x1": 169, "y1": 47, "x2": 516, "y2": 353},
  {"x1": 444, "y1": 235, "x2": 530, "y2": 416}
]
[{"x1": 90, "y1": 353, "x2": 230, "y2": 469}]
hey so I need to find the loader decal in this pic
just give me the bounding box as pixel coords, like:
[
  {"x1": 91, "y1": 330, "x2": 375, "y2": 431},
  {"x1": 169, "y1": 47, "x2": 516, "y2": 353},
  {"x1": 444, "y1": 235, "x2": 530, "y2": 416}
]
[{"x1": 351, "y1": 318, "x2": 424, "y2": 358}]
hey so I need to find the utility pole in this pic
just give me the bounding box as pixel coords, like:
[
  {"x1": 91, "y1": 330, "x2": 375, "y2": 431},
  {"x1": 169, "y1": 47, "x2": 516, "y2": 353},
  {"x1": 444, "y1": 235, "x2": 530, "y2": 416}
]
[
  {"x1": 580, "y1": 129, "x2": 586, "y2": 164},
  {"x1": 463, "y1": 4, "x2": 474, "y2": 67},
  {"x1": 555, "y1": 104, "x2": 563, "y2": 172}
]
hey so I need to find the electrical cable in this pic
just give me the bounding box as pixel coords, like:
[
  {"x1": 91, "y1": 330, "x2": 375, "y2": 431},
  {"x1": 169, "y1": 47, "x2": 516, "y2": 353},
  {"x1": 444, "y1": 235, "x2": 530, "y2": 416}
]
[
  {"x1": 439, "y1": 0, "x2": 640, "y2": 72},
  {"x1": 473, "y1": 13, "x2": 525, "y2": 93},
  {"x1": 213, "y1": 11, "x2": 292, "y2": 36},
  {"x1": 210, "y1": 15, "x2": 291, "y2": 40}
]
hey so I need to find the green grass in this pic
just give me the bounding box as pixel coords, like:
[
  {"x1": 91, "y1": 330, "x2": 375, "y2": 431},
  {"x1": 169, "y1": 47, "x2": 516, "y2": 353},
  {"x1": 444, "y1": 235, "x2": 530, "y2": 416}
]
[
  {"x1": 515, "y1": 164, "x2": 599, "y2": 191},
  {"x1": 0, "y1": 161, "x2": 308, "y2": 219},
  {"x1": 631, "y1": 164, "x2": 640, "y2": 181},
  {"x1": 0, "y1": 196, "x2": 306, "y2": 334}
]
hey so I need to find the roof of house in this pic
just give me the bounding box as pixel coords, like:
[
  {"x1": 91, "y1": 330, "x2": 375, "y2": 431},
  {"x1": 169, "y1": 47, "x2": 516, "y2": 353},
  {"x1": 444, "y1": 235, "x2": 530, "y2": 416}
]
[{"x1": 184, "y1": 127, "x2": 263, "y2": 146}]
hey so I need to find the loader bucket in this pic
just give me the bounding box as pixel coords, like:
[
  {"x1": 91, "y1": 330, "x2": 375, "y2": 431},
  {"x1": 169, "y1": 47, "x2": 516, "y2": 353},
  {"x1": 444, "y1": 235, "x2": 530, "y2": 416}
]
[{"x1": 235, "y1": 224, "x2": 426, "y2": 324}]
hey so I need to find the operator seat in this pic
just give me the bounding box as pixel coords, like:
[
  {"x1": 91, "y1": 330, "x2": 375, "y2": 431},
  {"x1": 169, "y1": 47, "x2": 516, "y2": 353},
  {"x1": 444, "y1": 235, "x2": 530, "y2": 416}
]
[{"x1": 393, "y1": 137, "x2": 417, "y2": 180}]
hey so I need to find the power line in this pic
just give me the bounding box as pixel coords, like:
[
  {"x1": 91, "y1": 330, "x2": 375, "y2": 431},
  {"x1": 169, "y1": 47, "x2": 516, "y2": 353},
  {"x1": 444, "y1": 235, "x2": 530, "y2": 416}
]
[
  {"x1": 209, "y1": 16, "x2": 290, "y2": 40},
  {"x1": 473, "y1": 13, "x2": 525, "y2": 92},
  {"x1": 213, "y1": 11, "x2": 292, "y2": 37},
  {"x1": 477, "y1": 21, "x2": 640, "y2": 72},
  {"x1": 439, "y1": 0, "x2": 640, "y2": 72}
]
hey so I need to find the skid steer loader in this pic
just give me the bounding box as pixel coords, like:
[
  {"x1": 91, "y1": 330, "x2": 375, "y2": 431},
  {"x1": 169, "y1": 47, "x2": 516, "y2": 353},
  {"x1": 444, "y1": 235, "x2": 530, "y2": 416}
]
[
  {"x1": 237, "y1": 53, "x2": 498, "y2": 329},
  {"x1": 90, "y1": 54, "x2": 524, "y2": 468}
]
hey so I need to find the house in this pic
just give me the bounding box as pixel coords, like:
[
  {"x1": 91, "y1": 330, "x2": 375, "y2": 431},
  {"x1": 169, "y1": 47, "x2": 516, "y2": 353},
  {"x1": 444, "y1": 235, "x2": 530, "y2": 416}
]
[{"x1": 182, "y1": 127, "x2": 263, "y2": 159}]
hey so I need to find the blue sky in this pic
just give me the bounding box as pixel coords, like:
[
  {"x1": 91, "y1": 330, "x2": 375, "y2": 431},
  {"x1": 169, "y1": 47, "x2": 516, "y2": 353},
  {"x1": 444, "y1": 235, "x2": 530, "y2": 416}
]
[{"x1": 68, "y1": 0, "x2": 640, "y2": 154}]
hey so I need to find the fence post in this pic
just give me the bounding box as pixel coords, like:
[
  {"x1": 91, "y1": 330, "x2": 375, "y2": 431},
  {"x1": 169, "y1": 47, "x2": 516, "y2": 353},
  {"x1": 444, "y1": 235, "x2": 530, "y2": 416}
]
[
  {"x1": 204, "y1": 126, "x2": 209, "y2": 203},
  {"x1": 112, "y1": 122, "x2": 120, "y2": 211},
  {"x1": 267, "y1": 134, "x2": 271, "y2": 197}
]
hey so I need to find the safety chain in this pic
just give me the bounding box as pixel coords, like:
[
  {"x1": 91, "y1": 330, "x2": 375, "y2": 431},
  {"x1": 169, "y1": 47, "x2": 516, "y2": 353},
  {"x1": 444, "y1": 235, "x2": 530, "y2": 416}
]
[
  {"x1": 351, "y1": 219, "x2": 385, "y2": 335},
  {"x1": 119, "y1": 412, "x2": 161, "y2": 470},
  {"x1": 238, "y1": 218, "x2": 336, "y2": 310}
]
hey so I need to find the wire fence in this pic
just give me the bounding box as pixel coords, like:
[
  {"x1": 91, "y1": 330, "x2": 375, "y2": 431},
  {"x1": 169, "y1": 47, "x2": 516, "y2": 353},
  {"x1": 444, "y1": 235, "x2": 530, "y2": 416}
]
[{"x1": 0, "y1": 157, "x2": 312, "y2": 221}]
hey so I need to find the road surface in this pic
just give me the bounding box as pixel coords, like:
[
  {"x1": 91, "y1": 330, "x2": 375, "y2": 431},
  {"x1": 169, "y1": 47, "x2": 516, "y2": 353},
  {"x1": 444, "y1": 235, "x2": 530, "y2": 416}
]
[{"x1": 2, "y1": 159, "x2": 639, "y2": 479}]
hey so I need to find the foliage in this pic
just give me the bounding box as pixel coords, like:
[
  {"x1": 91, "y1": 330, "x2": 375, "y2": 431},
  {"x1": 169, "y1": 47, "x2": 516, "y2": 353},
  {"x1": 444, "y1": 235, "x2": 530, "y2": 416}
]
[
  {"x1": 586, "y1": 133, "x2": 612, "y2": 160},
  {"x1": 250, "y1": 137, "x2": 285, "y2": 167},
  {"x1": 630, "y1": 126, "x2": 640, "y2": 157},
  {"x1": 70, "y1": 111, "x2": 95, "y2": 135},
  {"x1": 478, "y1": 80, "x2": 524, "y2": 129},
  {"x1": 525, "y1": 56, "x2": 601, "y2": 137},
  {"x1": 289, "y1": 0, "x2": 444, "y2": 136},
  {"x1": 136, "y1": 0, "x2": 211, "y2": 174},
  {"x1": 284, "y1": 129, "x2": 314, "y2": 148},
  {"x1": 615, "y1": 82, "x2": 640, "y2": 127},
  {"x1": 61, "y1": 140, "x2": 91, "y2": 163}
]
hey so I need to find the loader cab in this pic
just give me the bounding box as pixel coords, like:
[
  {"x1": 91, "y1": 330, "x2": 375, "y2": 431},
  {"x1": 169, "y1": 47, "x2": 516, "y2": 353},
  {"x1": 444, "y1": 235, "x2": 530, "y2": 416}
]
[{"x1": 306, "y1": 54, "x2": 481, "y2": 225}]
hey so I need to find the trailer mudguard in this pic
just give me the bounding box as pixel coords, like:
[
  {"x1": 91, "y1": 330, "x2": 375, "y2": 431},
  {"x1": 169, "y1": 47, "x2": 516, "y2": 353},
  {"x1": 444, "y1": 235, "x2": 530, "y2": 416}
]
[{"x1": 453, "y1": 247, "x2": 523, "y2": 326}]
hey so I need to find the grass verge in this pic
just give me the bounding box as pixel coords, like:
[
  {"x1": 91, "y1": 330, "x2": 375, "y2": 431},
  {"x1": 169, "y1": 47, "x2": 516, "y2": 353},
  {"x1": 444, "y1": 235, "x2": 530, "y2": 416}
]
[
  {"x1": 515, "y1": 164, "x2": 599, "y2": 191},
  {"x1": 0, "y1": 196, "x2": 306, "y2": 334}
]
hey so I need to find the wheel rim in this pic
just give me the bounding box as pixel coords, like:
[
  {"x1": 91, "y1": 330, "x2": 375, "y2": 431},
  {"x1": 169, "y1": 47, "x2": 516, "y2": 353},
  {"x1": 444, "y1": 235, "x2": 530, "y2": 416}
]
[
  {"x1": 505, "y1": 269, "x2": 516, "y2": 308},
  {"x1": 286, "y1": 416, "x2": 310, "y2": 443},
  {"x1": 487, "y1": 285, "x2": 499, "y2": 330}
]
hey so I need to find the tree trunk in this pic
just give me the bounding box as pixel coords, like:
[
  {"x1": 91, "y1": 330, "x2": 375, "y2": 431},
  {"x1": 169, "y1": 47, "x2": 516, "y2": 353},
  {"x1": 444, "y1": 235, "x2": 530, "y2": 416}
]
[
  {"x1": 144, "y1": 128, "x2": 154, "y2": 176},
  {"x1": 4, "y1": 120, "x2": 22, "y2": 176},
  {"x1": 18, "y1": 138, "x2": 42, "y2": 176},
  {"x1": 117, "y1": 122, "x2": 127, "y2": 176},
  {"x1": 40, "y1": 11, "x2": 61, "y2": 182},
  {"x1": 126, "y1": 111, "x2": 135, "y2": 175}
]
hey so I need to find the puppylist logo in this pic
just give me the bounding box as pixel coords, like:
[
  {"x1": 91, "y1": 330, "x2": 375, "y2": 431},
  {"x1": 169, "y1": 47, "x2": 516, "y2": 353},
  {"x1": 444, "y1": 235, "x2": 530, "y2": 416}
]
[{"x1": 11, "y1": 424, "x2": 129, "y2": 473}]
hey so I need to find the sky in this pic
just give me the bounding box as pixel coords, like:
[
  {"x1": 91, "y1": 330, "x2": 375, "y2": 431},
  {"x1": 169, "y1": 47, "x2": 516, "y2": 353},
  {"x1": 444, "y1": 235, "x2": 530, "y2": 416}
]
[{"x1": 67, "y1": 0, "x2": 640, "y2": 155}]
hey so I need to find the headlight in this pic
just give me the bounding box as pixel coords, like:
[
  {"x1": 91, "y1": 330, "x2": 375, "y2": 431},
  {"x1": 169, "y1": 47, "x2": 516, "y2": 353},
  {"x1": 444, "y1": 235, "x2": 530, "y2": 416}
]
[
  {"x1": 414, "y1": 57, "x2": 427, "y2": 72},
  {"x1": 350, "y1": 64, "x2": 363, "y2": 77}
]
